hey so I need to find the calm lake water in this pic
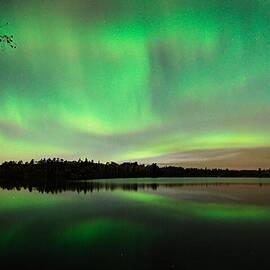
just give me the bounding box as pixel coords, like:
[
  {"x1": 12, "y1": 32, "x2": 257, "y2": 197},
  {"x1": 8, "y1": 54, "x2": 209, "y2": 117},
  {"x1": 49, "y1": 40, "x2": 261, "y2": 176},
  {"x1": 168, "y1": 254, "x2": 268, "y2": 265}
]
[{"x1": 1, "y1": 178, "x2": 270, "y2": 269}]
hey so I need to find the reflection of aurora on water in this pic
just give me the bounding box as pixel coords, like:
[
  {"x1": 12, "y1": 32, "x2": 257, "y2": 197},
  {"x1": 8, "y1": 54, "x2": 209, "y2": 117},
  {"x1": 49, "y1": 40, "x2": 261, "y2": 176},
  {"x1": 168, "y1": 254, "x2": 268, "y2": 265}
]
[
  {"x1": 0, "y1": 191, "x2": 269, "y2": 254},
  {"x1": 118, "y1": 191, "x2": 270, "y2": 221},
  {"x1": 1, "y1": 184, "x2": 270, "y2": 269},
  {"x1": 57, "y1": 218, "x2": 154, "y2": 247}
]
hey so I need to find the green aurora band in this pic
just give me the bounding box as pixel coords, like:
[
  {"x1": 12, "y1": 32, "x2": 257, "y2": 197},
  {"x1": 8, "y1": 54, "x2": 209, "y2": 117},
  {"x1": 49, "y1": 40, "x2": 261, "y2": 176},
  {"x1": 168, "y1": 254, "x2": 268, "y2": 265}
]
[{"x1": 1, "y1": 0, "x2": 270, "y2": 168}]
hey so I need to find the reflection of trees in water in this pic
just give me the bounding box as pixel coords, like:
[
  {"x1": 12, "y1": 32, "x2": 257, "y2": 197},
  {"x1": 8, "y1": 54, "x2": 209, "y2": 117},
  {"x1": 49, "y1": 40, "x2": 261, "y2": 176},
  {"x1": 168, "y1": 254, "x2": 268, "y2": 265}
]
[
  {"x1": 0, "y1": 180, "x2": 158, "y2": 193},
  {"x1": 0, "y1": 180, "x2": 267, "y2": 194}
]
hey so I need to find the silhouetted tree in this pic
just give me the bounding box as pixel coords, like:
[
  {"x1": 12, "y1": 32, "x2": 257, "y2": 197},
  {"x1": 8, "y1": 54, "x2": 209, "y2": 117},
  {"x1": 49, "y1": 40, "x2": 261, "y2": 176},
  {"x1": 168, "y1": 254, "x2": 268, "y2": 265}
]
[{"x1": 0, "y1": 158, "x2": 269, "y2": 183}]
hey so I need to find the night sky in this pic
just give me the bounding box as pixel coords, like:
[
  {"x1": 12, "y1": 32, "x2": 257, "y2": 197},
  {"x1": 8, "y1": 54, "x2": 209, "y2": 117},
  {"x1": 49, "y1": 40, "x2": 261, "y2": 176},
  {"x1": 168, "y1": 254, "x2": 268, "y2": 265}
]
[{"x1": 0, "y1": 0, "x2": 270, "y2": 169}]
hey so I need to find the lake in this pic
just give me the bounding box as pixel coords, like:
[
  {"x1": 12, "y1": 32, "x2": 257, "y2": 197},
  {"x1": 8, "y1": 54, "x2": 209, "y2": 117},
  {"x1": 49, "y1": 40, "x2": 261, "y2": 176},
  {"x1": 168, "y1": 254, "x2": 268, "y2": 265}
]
[{"x1": 1, "y1": 177, "x2": 270, "y2": 269}]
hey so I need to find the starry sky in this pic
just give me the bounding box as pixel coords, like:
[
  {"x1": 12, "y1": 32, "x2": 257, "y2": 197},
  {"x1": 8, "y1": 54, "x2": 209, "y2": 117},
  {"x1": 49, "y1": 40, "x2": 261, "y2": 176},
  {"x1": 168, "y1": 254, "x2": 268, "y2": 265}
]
[{"x1": 0, "y1": 0, "x2": 270, "y2": 169}]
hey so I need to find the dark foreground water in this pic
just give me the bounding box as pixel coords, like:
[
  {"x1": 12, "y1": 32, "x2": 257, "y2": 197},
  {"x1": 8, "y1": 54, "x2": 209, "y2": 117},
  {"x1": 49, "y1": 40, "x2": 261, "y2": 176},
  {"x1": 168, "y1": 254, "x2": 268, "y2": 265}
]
[{"x1": 1, "y1": 178, "x2": 270, "y2": 269}]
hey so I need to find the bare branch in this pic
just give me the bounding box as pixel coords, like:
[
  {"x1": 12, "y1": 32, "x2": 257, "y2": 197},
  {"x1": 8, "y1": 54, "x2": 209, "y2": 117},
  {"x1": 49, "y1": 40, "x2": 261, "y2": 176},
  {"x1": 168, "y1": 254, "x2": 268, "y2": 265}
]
[{"x1": 0, "y1": 22, "x2": 16, "y2": 48}]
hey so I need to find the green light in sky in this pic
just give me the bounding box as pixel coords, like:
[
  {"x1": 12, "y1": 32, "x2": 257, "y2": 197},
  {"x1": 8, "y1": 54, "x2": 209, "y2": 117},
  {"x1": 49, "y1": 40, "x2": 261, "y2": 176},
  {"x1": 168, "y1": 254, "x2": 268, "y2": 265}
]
[{"x1": 1, "y1": 0, "x2": 270, "y2": 167}]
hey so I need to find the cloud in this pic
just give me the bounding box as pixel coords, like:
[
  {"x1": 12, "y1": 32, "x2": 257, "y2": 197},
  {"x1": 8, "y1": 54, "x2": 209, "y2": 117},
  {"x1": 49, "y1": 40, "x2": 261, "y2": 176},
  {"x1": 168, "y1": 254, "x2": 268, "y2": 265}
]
[{"x1": 153, "y1": 148, "x2": 270, "y2": 169}]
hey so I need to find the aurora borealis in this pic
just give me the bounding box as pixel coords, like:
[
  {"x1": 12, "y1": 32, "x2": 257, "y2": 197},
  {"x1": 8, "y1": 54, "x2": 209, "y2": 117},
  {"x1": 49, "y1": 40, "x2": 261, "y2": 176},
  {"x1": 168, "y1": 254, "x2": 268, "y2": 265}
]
[{"x1": 1, "y1": 0, "x2": 270, "y2": 168}]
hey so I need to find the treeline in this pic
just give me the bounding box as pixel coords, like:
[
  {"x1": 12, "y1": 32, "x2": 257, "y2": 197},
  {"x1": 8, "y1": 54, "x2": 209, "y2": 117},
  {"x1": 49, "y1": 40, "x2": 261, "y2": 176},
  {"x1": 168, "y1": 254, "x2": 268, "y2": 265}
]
[{"x1": 0, "y1": 158, "x2": 269, "y2": 181}]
